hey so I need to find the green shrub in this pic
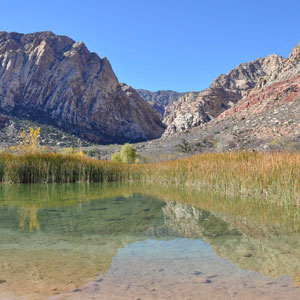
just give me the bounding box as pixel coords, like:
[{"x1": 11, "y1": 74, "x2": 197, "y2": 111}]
[
  {"x1": 120, "y1": 143, "x2": 139, "y2": 163},
  {"x1": 111, "y1": 152, "x2": 122, "y2": 163},
  {"x1": 111, "y1": 144, "x2": 140, "y2": 164},
  {"x1": 176, "y1": 138, "x2": 193, "y2": 153}
]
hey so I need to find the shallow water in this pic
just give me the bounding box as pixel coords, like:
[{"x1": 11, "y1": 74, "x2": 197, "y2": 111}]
[{"x1": 0, "y1": 183, "x2": 300, "y2": 300}]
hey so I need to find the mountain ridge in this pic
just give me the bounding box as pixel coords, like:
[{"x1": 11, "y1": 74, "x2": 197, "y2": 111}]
[
  {"x1": 163, "y1": 54, "x2": 286, "y2": 136},
  {"x1": 0, "y1": 31, "x2": 165, "y2": 144}
]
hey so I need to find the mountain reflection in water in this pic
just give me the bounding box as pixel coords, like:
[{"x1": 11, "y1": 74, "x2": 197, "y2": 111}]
[{"x1": 0, "y1": 182, "x2": 300, "y2": 299}]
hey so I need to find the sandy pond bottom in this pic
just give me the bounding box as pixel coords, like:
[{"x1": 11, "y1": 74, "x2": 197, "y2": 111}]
[
  {"x1": 1, "y1": 183, "x2": 300, "y2": 300},
  {"x1": 42, "y1": 239, "x2": 300, "y2": 300}
]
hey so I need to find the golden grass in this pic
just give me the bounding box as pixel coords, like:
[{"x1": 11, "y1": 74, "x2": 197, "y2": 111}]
[
  {"x1": 2, "y1": 151, "x2": 300, "y2": 205},
  {"x1": 0, "y1": 152, "x2": 135, "y2": 184},
  {"x1": 134, "y1": 151, "x2": 300, "y2": 206}
]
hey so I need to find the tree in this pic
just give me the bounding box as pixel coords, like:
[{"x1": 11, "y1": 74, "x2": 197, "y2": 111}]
[
  {"x1": 111, "y1": 144, "x2": 140, "y2": 163},
  {"x1": 120, "y1": 143, "x2": 138, "y2": 163},
  {"x1": 111, "y1": 152, "x2": 122, "y2": 163},
  {"x1": 11, "y1": 127, "x2": 41, "y2": 153}
]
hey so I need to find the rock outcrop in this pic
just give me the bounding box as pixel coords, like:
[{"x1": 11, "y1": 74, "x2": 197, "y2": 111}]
[
  {"x1": 211, "y1": 41, "x2": 300, "y2": 147},
  {"x1": 163, "y1": 55, "x2": 286, "y2": 135},
  {"x1": 137, "y1": 89, "x2": 186, "y2": 117},
  {"x1": 72, "y1": 41, "x2": 300, "y2": 156},
  {"x1": 0, "y1": 31, "x2": 165, "y2": 144},
  {"x1": 161, "y1": 41, "x2": 300, "y2": 152}
]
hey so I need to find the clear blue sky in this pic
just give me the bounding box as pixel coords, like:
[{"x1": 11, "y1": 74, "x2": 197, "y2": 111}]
[{"x1": 0, "y1": 0, "x2": 299, "y2": 92}]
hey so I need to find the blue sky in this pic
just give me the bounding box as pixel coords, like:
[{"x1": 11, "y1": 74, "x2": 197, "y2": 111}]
[{"x1": 1, "y1": 0, "x2": 299, "y2": 92}]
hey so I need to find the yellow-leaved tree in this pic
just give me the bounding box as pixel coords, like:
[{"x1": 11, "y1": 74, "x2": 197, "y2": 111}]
[{"x1": 11, "y1": 127, "x2": 41, "y2": 153}]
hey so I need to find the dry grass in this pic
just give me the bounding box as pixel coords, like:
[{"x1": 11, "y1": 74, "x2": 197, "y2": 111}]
[
  {"x1": 136, "y1": 151, "x2": 300, "y2": 206},
  {"x1": 1, "y1": 151, "x2": 300, "y2": 205}
]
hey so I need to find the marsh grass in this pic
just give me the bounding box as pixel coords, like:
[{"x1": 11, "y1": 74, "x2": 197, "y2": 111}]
[
  {"x1": 138, "y1": 152, "x2": 300, "y2": 206},
  {"x1": 0, "y1": 152, "x2": 135, "y2": 184},
  {"x1": 2, "y1": 151, "x2": 300, "y2": 206}
]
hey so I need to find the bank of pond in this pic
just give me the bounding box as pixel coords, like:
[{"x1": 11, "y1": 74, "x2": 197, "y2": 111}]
[{"x1": 0, "y1": 151, "x2": 300, "y2": 206}]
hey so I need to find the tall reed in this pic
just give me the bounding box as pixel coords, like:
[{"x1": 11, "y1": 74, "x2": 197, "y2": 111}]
[
  {"x1": 0, "y1": 152, "x2": 134, "y2": 184},
  {"x1": 136, "y1": 152, "x2": 300, "y2": 206},
  {"x1": 2, "y1": 151, "x2": 300, "y2": 206}
]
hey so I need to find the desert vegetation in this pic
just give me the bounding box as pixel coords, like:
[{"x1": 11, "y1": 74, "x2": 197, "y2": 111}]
[
  {"x1": 2, "y1": 128, "x2": 300, "y2": 206},
  {"x1": 1, "y1": 149, "x2": 300, "y2": 206},
  {"x1": 111, "y1": 143, "x2": 141, "y2": 163}
]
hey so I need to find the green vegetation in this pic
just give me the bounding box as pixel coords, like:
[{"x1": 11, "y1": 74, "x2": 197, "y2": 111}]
[
  {"x1": 1, "y1": 151, "x2": 300, "y2": 207},
  {"x1": 0, "y1": 152, "x2": 135, "y2": 184},
  {"x1": 269, "y1": 136, "x2": 300, "y2": 151},
  {"x1": 111, "y1": 143, "x2": 141, "y2": 163},
  {"x1": 175, "y1": 138, "x2": 193, "y2": 153},
  {"x1": 4, "y1": 128, "x2": 300, "y2": 207}
]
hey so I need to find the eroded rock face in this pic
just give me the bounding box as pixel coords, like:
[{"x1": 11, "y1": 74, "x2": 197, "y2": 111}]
[
  {"x1": 174, "y1": 41, "x2": 300, "y2": 152},
  {"x1": 214, "y1": 42, "x2": 300, "y2": 138},
  {"x1": 163, "y1": 55, "x2": 286, "y2": 135},
  {"x1": 0, "y1": 31, "x2": 165, "y2": 143}
]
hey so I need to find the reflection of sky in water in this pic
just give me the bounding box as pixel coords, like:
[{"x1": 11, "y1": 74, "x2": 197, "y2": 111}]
[
  {"x1": 47, "y1": 239, "x2": 300, "y2": 300},
  {"x1": 0, "y1": 183, "x2": 300, "y2": 300}
]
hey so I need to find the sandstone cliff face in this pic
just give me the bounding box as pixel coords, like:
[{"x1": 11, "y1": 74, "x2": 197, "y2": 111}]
[
  {"x1": 163, "y1": 55, "x2": 286, "y2": 135},
  {"x1": 217, "y1": 43, "x2": 300, "y2": 121},
  {"x1": 0, "y1": 31, "x2": 165, "y2": 143},
  {"x1": 137, "y1": 89, "x2": 186, "y2": 117}
]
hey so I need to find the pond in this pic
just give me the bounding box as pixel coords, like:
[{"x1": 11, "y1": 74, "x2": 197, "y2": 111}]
[{"x1": 0, "y1": 183, "x2": 300, "y2": 300}]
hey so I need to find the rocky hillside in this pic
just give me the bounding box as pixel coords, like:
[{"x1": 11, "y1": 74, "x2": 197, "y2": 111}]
[
  {"x1": 159, "y1": 41, "x2": 300, "y2": 153},
  {"x1": 206, "y1": 41, "x2": 300, "y2": 150},
  {"x1": 137, "y1": 89, "x2": 186, "y2": 117},
  {"x1": 0, "y1": 31, "x2": 165, "y2": 144},
  {"x1": 0, "y1": 113, "x2": 94, "y2": 148},
  {"x1": 163, "y1": 55, "x2": 285, "y2": 135},
  {"x1": 73, "y1": 41, "x2": 300, "y2": 159}
]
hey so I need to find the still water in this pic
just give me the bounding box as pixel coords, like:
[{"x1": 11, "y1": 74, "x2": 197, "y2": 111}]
[{"x1": 0, "y1": 183, "x2": 300, "y2": 300}]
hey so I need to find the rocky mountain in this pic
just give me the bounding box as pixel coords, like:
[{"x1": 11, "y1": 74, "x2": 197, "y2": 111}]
[
  {"x1": 205, "y1": 41, "x2": 300, "y2": 150},
  {"x1": 159, "y1": 41, "x2": 300, "y2": 153},
  {"x1": 0, "y1": 31, "x2": 165, "y2": 144},
  {"x1": 137, "y1": 89, "x2": 186, "y2": 117},
  {"x1": 73, "y1": 41, "x2": 300, "y2": 158},
  {"x1": 163, "y1": 54, "x2": 285, "y2": 135}
]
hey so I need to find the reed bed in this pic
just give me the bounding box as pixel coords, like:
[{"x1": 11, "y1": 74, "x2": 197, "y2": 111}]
[
  {"x1": 0, "y1": 152, "x2": 135, "y2": 184},
  {"x1": 137, "y1": 151, "x2": 300, "y2": 206},
  {"x1": 2, "y1": 151, "x2": 300, "y2": 205}
]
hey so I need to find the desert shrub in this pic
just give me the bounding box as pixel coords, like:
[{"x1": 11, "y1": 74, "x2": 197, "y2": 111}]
[
  {"x1": 175, "y1": 138, "x2": 193, "y2": 153},
  {"x1": 84, "y1": 148, "x2": 107, "y2": 159},
  {"x1": 269, "y1": 137, "x2": 300, "y2": 152}
]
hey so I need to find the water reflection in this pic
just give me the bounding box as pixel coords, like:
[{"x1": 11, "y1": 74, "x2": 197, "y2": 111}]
[
  {"x1": 162, "y1": 200, "x2": 300, "y2": 287},
  {"x1": 0, "y1": 183, "x2": 300, "y2": 299}
]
